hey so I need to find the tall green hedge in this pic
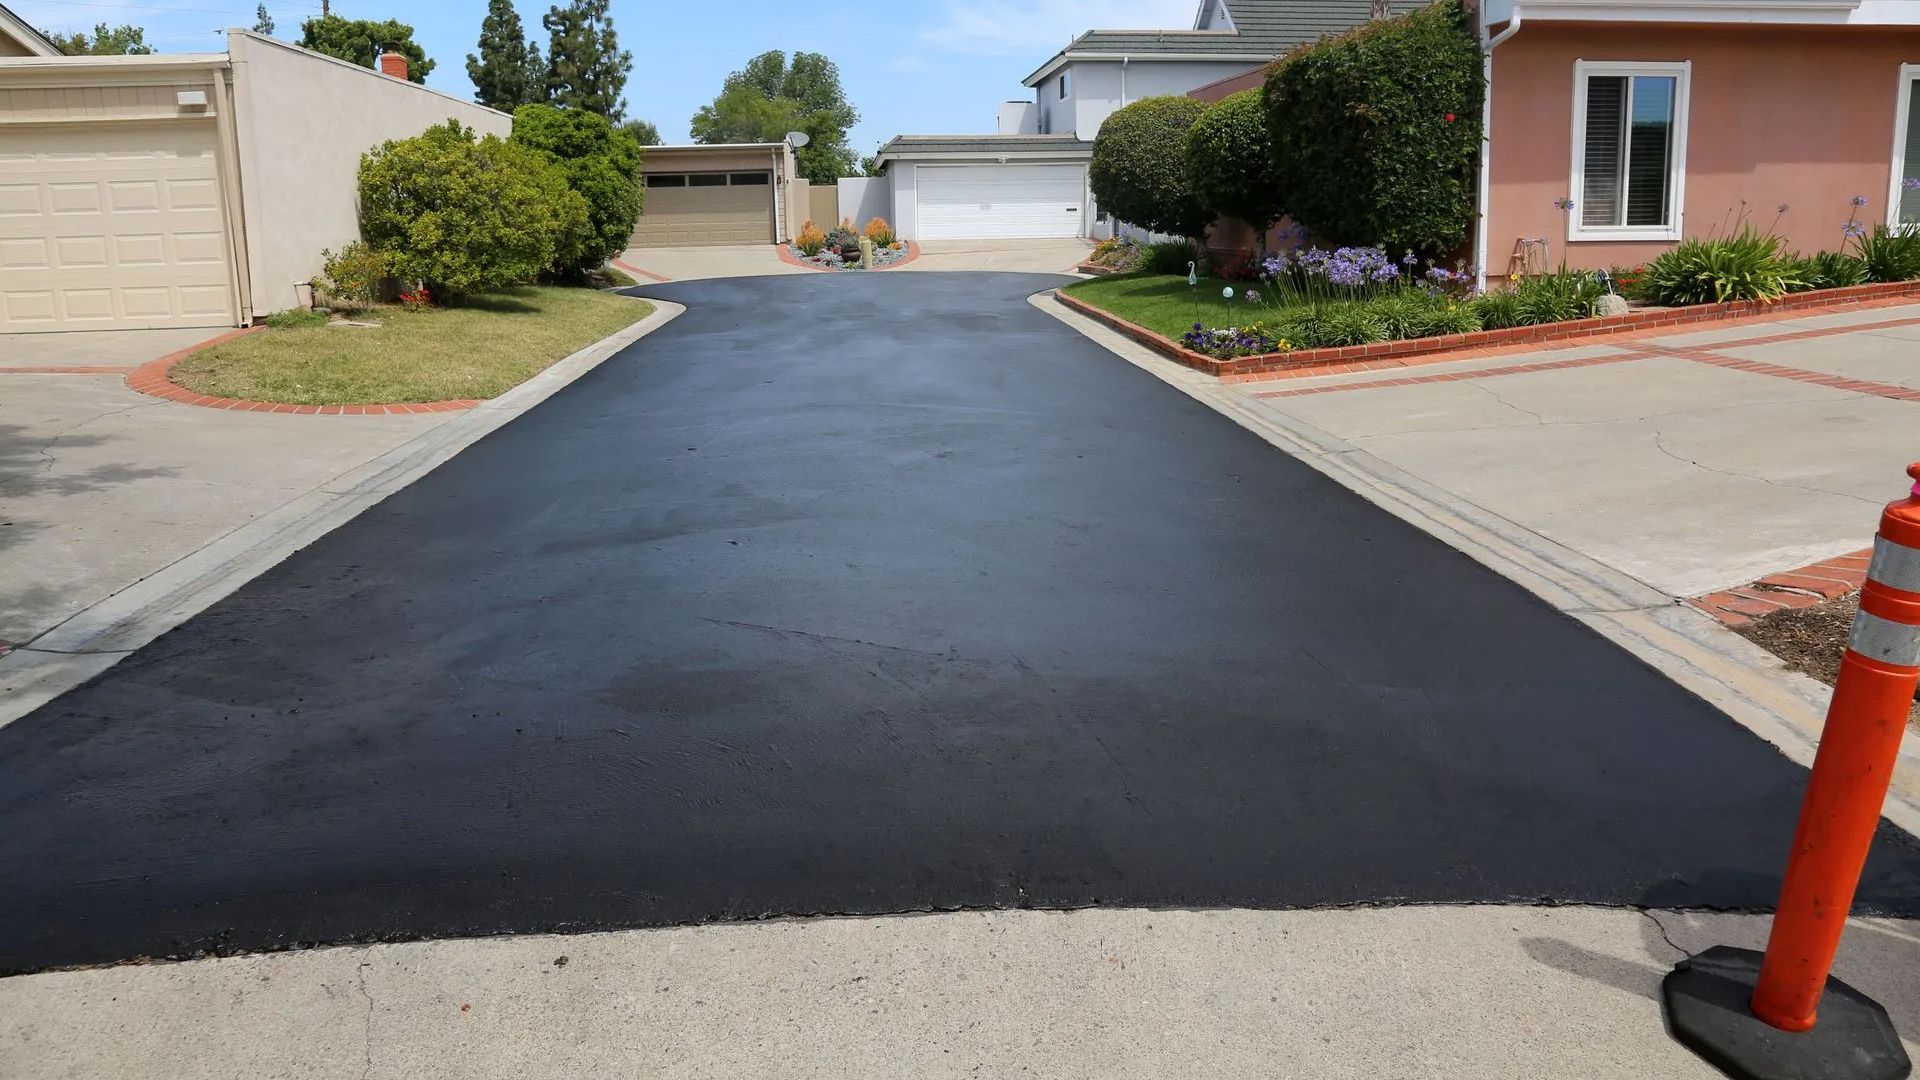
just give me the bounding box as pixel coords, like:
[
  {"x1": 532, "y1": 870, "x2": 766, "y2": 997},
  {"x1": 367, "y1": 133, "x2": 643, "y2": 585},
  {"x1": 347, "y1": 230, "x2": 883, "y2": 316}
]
[
  {"x1": 1262, "y1": 0, "x2": 1482, "y2": 254},
  {"x1": 510, "y1": 104, "x2": 644, "y2": 275},
  {"x1": 1090, "y1": 95, "x2": 1210, "y2": 238},
  {"x1": 1186, "y1": 88, "x2": 1282, "y2": 241}
]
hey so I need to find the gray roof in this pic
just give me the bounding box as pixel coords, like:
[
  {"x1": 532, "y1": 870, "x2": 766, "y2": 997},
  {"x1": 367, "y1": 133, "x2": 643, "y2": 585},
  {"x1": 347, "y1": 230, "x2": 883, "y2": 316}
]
[
  {"x1": 1023, "y1": 0, "x2": 1429, "y2": 84},
  {"x1": 876, "y1": 134, "x2": 1093, "y2": 160}
]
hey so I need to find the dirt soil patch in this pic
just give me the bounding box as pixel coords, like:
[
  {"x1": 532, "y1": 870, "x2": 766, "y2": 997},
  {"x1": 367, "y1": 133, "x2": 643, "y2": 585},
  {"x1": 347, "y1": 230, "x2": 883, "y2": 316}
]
[{"x1": 1737, "y1": 593, "x2": 1920, "y2": 726}]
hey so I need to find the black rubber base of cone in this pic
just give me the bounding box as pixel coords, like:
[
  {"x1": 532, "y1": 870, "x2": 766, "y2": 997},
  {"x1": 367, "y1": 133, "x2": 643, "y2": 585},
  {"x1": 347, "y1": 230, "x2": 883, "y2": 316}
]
[{"x1": 1663, "y1": 946, "x2": 1912, "y2": 1080}]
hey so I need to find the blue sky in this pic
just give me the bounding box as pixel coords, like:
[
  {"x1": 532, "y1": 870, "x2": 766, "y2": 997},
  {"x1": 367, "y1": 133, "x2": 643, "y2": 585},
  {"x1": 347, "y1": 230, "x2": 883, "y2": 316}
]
[{"x1": 16, "y1": 0, "x2": 1198, "y2": 151}]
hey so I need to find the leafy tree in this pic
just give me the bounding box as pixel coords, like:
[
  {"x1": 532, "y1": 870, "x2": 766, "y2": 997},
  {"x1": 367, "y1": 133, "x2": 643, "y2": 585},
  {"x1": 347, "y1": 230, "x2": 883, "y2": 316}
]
[
  {"x1": 1089, "y1": 96, "x2": 1209, "y2": 238},
  {"x1": 47, "y1": 23, "x2": 152, "y2": 55},
  {"x1": 300, "y1": 16, "x2": 434, "y2": 83},
  {"x1": 859, "y1": 152, "x2": 882, "y2": 177},
  {"x1": 618, "y1": 119, "x2": 662, "y2": 146},
  {"x1": 252, "y1": 5, "x2": 274, "y2": 35},
  {"x1": 358, "y1": 120, "x2": 587, "y2": 298},
  {"x1": 1186, "y1": 89, "x2": 1283, "y2": 243},
  {"x1": 543, "y1": 0, "x2": 631, "y2": 120},
  {"x1": 467, "y1": 0, "x2": 546, "y2": 110},
  {"x1": 1263, "y1": 0, "x2": 1482, "y2": 253},
  {"x1": 512, "y1": 103, "x2": 644, "y2": 274},
  {"x1": 691, "y1": 50, "x2": 859, "y2": 183}
]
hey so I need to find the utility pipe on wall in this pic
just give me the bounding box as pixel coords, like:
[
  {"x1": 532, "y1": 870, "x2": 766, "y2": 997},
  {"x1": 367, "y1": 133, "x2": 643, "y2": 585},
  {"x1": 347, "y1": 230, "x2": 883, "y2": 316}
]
[{"x1": 1475, "y1": 4, "x2": 1522, "y2": 294}]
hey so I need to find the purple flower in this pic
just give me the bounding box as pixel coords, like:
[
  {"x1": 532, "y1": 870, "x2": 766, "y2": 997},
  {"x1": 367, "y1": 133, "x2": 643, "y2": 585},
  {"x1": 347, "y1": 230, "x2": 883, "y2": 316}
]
[
  {"x1": 1245, "y1": 289, "x2": 1261, "y2": 303},
  {"x1": 1554, "y1": 196, "x2": 1575, "y2": 211},
  {"x1": 1906, "y1": 177, "x2": 1920, "y2": 191},
  {"x1": 1777, "y1": 203, "x2": 1789, "y2": 214},
  {"x1": 1192, "y1": 322, "x2": 1204, "y2": 331},
  {"x1": 1843, "y1": 220, "x2": 1867, "y2": 239},
  {"x1": 1852, "y1": 194, "x2": 1869, "y2": 208},
  {"x1": 1402, "y1": 249, "x2": 1416, "y2": 265}
]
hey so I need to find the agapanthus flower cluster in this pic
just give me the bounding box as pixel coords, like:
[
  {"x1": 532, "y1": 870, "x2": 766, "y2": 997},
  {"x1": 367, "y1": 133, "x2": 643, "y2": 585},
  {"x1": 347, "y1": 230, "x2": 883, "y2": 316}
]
[
  {"x1": 1262, "y1": 245, "x2": 1403, "y2": 288},
  {"x1": 1181, "y1": 323, "x2": 1283, "y2": 359}
]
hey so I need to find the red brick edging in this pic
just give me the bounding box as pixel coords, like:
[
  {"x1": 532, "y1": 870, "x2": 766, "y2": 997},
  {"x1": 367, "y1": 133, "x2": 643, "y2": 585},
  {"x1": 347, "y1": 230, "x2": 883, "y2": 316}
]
[
  {"x1": 1690, "y1": 551, "x2": 1873, "y2": 628},
  {"x1": 775, "y1": 240, "x2": 922, "y2": 273},
  {"x1": 1055, "y1": 279, "x2": 1920, "y2": 380},
  {"x1": 125, "y1": 326, "x2": 481, "y2": 415},
  {"x1": 610, "y1": 258, "x2": 673, "y2": 283}
]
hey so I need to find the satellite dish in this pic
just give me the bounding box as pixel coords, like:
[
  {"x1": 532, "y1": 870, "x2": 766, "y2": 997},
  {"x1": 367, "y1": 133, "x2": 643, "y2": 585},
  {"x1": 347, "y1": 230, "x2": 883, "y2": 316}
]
[{"x1": 785, "y1": 131, "x2": 811, "y2": 147}]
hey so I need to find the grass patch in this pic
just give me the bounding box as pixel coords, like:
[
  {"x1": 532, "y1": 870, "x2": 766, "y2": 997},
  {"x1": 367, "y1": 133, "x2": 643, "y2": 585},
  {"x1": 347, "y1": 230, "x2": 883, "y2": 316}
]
[
  {"x1": 1063, "y1": 273, "x2": 1251, "y2": 339},
  {"x1": 173, "y1": 286, "x2": 652, "y2": 405}
]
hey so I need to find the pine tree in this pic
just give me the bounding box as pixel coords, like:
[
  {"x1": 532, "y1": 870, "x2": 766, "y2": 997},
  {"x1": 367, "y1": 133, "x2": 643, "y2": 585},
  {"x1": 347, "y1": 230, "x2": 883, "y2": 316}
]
[
  {"x1": 252, "y1": 4, "x2": 274, "y2": 35},
  {"x1": 466, "y1": 0, "x2": 544, "y2": 110},
  {"x1": 542, "y1": 0, "x2": 631, "y2": 120}
]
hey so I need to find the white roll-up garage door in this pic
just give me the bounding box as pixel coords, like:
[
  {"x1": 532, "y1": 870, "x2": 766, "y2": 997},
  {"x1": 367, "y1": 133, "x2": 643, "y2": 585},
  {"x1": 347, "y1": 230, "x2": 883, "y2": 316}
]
[
  {"x1": 0, "y1": 123, "x2": 236, "y2": 332},
  {"x1": 915, "y1": 164, "x2": 1085, "y2": 240}
]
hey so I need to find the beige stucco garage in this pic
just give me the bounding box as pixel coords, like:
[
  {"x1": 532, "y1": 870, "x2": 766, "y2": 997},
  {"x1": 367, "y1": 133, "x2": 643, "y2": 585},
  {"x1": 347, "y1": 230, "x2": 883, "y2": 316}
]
[
  {"x1": 0, "y1": 30, "x2": 507, "y2": 333},
  {"x1": 631, "y1": 143, "x2": 802, "y2": 249}
]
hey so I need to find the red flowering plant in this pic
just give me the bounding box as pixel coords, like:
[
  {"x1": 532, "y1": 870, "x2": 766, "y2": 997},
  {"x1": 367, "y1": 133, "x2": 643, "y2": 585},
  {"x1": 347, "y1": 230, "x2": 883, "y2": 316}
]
[{"x1": 398, "y1": 285, "x2": 432, "y2": 310}]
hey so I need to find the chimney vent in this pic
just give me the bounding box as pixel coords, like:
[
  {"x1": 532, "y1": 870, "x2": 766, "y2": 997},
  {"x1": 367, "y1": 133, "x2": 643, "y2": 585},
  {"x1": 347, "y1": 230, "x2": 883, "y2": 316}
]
[{"x1": 378, "y1": 50, "x2": 409, "y2": 79}]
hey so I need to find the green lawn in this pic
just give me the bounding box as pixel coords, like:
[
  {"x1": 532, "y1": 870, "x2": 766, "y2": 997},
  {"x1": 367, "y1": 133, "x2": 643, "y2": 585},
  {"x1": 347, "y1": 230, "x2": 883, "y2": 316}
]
[
  {"x1": 1062, "y1": 273, "x2": 1257, "y2": 339},
  {"x1": 172, "y1": 286, "x2": 653, "y2": 406}
]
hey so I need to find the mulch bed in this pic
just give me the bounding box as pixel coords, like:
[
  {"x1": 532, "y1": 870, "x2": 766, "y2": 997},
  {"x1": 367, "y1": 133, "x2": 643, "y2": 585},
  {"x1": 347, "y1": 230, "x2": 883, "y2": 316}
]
[{"x1": 1737, "y1": 593, "x2": 1920, "y2": 725}]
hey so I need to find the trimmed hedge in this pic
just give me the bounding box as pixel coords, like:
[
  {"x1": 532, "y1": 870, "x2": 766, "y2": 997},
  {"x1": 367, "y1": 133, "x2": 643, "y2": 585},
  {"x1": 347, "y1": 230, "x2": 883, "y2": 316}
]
[
  {"x1": 359, "y1": 120, "x2": 588, "y2": 298},
  {"x1": 1186, "y1": 89, "x2": 1282, "y2": 241},
  {"x1": 1263, "y1": 0, "x2": 1482, "y2": 254},
  {"x1": 1090, "y1": 95, "x2": 1210, "y2": 238},
  {"x1": 510, "y1": 104, "x2": 644, "y2": 276}
]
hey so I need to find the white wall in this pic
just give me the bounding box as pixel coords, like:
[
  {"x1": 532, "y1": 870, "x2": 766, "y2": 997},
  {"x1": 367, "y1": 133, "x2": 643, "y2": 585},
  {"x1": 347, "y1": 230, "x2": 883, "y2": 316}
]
[
  {"x1": 837, "y1": 176, "x2": 891, "y2": 228},
  {"x1": 889, "y1": 164, "x2": 919, "y2": 239},
  {"x1": 997, "y1": 100, "x2": 1039, "y2": 135},
  {"x1": 1043, "y1": 58, "x2": 1265, "y2": 139},
  {"x1": 227, "y1": 32, "x2": 512, "y2": 315}
]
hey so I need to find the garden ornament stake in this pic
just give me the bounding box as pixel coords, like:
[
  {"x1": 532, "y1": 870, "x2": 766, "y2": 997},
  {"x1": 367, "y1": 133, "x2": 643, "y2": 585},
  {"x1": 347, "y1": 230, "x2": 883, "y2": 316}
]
[{"x1": 1188, "y1": 261, "x2": 1199, "y2": 326}]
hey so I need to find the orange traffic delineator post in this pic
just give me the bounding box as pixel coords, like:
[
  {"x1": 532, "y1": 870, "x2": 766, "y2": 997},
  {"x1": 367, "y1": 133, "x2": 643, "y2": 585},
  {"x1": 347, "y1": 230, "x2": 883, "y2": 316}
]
[{"x1": 1663, "y1": 462, "x2": 1920, "y2": 1080}]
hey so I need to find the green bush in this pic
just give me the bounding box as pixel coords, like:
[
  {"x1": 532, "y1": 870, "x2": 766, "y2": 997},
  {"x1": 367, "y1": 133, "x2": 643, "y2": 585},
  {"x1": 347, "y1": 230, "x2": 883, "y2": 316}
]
[
  {"x1": 1471, "y1": 288, "x2": 1524, "y2": 329},
  {"x1": 1789, "y1": 251, "x2": 1868, "y2": 291},
  {"x1": 1186, "y1": 89, "x2": 1282, "y2": 239},
  {"x1": 1855, "y1": 225, "x2": 1920, "y2": 283},
  {"x1": 1090, "y1": 96, "x2": 1210, "y2": 237},
  {"x1": 1273, "y1": 301, "x2": 1389, "y2": 348},
  {"x1": 1366, "y1": 292, "x2": 1483, "y2": 339},
  {"x1": 316, "y1": 240, "x2": 390, "y2": 311},
  {"x1": 1638, "y1": 226, "x2": 1799, "y2": 305},
  {"x1": 1513, "y1": 270, "x2": 1604, "y2": 323},
  {"x1": 1141, "y1": 239, "x2": 1198, "y2": 275},
  {"x1": 510, "y1": 104, "x2": 645, "y2": 276},
  {"x1": 1263, "y1": 0, "x2": 1482, "y2": 254},
  {"x1": 359, "y1": 120, "x2": 589, "y2": 299}
]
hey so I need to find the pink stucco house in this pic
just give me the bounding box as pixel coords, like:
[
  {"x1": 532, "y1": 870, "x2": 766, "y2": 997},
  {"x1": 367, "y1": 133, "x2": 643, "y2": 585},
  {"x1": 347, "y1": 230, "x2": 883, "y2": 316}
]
[{"x1": 1195, "y1": 0, "x2": 1920, "y2": 285}]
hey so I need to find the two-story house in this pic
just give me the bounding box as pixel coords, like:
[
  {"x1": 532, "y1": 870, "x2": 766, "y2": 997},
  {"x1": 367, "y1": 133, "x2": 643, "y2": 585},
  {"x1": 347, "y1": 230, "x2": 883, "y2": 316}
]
[{"x1": 870, "y1": 0, "x2": 1414, "y2": 242}]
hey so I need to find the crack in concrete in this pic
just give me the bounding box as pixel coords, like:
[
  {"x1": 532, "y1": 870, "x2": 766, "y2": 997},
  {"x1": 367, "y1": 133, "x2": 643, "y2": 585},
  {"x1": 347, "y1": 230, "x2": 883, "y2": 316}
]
[
  {"x1": 33, "y1": 401, "x2": 164, "y2": 476},
  {"x1": 1641, "y1": 909, "x2": 1691, "y2": 961},
  {"x1": 355, "y1": 960, "x2": 374, "y2": 1080},
  {"x1": 1648, "y1": 425, "x2": 1879, "y2": 508}
]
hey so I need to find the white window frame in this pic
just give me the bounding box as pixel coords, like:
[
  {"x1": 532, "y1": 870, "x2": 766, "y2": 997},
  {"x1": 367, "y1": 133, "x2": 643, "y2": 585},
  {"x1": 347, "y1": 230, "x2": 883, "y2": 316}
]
[
  {"x1": 1059, "y1": 72, "x2": 1070, "y2": 99},
  {"x1": 1567, "y1": 59, "x2": 1691, "y2": 243},
  {"x1": 1886, "y1": 63, "x2": 1920, "y2": 229}
]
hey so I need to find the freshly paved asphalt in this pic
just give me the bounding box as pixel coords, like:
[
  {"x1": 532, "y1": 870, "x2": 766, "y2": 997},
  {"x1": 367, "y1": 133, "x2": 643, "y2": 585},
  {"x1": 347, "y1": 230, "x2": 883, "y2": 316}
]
[{"x1": 1, "y1": 272, "x2": 1917, "y2": 974}]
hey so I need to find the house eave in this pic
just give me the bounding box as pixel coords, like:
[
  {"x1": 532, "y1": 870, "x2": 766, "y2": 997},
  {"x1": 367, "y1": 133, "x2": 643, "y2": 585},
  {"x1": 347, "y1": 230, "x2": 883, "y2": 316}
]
[
  {"x1": 1021, "y1": 49, "x2": 1277, "y2": 87},
  {"x1": 875, "y1": 149, "x2": 1094, "y2": 165},
  {"x1": 0, "y1": 3, "x2": 61, "y2": 57},
  {"x1": 1484, "y1": 0, "x2": 1915, "y2": 25}
]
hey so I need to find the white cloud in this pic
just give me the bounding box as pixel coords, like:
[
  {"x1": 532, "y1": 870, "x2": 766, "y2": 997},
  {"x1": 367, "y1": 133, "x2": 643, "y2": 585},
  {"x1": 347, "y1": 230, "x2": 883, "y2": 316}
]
[{"x1": 918, "y1": 0, "x2": 1199, "y2": 57}]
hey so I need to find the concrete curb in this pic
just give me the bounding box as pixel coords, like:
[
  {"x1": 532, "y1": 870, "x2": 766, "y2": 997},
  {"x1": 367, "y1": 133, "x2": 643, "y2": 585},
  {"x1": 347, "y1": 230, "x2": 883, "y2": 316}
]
[
  {"x1": 1033, "y1": 290, "x2": 1920, "y2": 838},
  {"x1": 0, "y1": 301, "x2": 686, "y2": 729}
]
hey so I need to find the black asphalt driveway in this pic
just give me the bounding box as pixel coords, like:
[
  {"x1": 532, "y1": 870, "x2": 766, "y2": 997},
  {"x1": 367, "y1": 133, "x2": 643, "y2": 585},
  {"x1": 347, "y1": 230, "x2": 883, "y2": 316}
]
[{"x1": 1, "y1": 272, "x2": 1916, "y2": 974}]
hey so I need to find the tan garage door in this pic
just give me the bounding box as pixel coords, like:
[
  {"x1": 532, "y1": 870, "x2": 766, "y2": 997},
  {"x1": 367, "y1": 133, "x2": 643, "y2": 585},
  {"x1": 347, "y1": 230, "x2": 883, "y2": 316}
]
[
  {"x1": 0, "y1": 122, "x2": 235, "y2": 332},
  {"x1": 630, "y1": 171, "x2": 774, "y2": 247}
]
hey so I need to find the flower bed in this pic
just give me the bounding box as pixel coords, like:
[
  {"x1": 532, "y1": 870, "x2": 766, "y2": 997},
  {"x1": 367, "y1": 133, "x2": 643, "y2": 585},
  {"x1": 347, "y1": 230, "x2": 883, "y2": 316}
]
[
  {"x1": 789, "y1": 216, "x2": 912, "y2": 271},
  {"x1": 787, "y1": 241, "x2": 913, "y2": 271}
]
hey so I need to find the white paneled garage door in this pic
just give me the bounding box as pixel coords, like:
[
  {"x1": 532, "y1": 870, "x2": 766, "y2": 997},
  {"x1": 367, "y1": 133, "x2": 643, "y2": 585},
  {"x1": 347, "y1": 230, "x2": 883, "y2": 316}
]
[
  {"x1": 0, "y1": 123, "x2": 235, "y2": 332},
  {"x1": 916, "y1": 164, "x2": 1085, "y2": 240}
]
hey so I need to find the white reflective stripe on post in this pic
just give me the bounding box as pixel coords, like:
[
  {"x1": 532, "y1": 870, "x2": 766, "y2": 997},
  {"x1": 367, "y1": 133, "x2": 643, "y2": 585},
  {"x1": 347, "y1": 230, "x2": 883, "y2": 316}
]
[
  {"x1": 1867, "y1": 535, "x2": 1920, "y2": 594},
  {"x1": 1849, "y1": 609, "x2": 1920, "y2": 667}
]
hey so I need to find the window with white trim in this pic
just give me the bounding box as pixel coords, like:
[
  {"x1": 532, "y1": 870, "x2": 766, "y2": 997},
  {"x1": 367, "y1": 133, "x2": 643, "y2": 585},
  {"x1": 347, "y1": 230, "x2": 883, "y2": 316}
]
[
  {"x1": 1890, "y1": 64, "x2": 1920, "y2": 228},
  {"x1": 1569, "y1": 60, "x2": 1690, "y2": 242}
]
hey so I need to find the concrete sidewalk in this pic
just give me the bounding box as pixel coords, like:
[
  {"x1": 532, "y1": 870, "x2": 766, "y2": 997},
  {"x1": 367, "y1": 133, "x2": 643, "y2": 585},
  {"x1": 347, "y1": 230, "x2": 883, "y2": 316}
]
[{"x1": 2, "y1": 905, "x2": 1913, "y2": 1079}]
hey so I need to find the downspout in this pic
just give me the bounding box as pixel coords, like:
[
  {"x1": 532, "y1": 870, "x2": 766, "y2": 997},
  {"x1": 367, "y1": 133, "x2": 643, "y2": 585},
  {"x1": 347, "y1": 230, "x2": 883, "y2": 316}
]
[
  {"x1": 1121, "y1": 55, "x2": 1130, "y2": 107},
  {"x1": 1474, "y1": 5, "x2": 1522, "y2": 294}
]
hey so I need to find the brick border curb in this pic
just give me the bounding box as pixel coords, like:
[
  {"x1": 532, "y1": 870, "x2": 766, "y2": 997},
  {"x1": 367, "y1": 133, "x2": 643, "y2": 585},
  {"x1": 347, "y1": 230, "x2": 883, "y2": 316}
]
[
  {"x1": 1073, "y1": 262, "x2": 1120, "y2": 276},
  {"x1": 1690, "y1": 551, "x2": 1874, "y2": 627},
  {"x1": 774, "y1": 240, "x2": 922, "y2": 273},
  {"x1": 610, "y1": 257, "x2": 673, "y2": 283},
  {"x1": 124, "y1": 326, "x2": 483, "y2": 415},
  {"x1": 1055, "y1": 278, "x2": 1920, "y2": 380}
]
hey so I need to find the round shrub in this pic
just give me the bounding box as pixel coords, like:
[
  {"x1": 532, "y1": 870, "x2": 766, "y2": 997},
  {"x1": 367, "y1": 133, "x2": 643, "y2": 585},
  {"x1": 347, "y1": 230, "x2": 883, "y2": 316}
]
[
  {"x1": 510, "y1": 104, "x2": 645, "y2": 276},
  {"x1": 1264, "y1": 0, "x2": 1482, "y2": 254},
  {"x1": 1090, "y1": 95, "x2": 1210, "y2": 238},
  {"x1": 1186, "y1": 89, "x2": 1282, "y2": 239}
]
